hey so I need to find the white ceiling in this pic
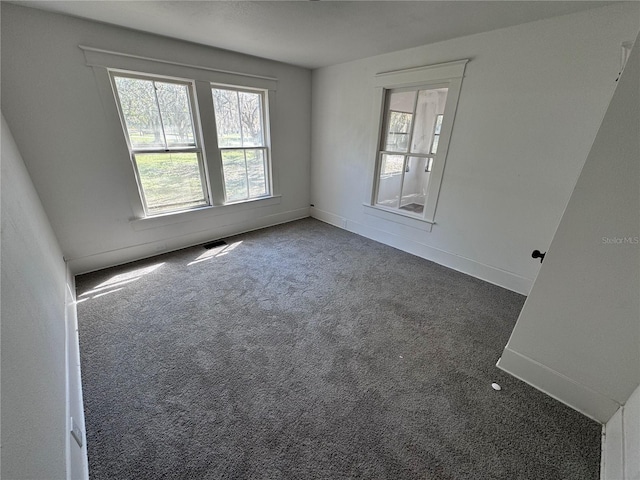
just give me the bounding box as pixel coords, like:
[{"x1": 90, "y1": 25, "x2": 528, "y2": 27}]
[{"x1": 15, "y1": 1, "x2": 612, "y2": 69}]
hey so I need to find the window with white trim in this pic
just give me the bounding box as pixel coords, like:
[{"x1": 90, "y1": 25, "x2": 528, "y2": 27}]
[
  {"x1": 110, "y1": 71, "x2": 272, "y2": 216},
  {"x1": 212, "y1": 86, "x2": 269, "y2": 203},
  {"x1": 112, "y1": 74, "x2": 209, "y2": 215},
  {"x1": 376, "y1": 86, "x2": 448, "y2": 215},
  {"x1": 370, "y1": 60, "x2": 468, "y2": 224}
]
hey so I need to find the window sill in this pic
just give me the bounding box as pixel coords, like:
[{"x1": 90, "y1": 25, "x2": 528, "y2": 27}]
[
  {"x1": 131, "y1": 195, "x2": 282, "y2": 231},
  {"x1": 362, "y1": 204, "x2": 434, "y2": 232}
]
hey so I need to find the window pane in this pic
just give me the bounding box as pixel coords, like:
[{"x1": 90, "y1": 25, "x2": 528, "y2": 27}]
[
  {"x1": 239, "y1": 91, "x2": 264, "y2": 147},
  {"x1": 411, "y1": 88, "x2": 448, "y2": 154},
  {"x1": 155, "y1": 82, "x2": 196, "y2": 147},
  {"x1": 376, "y1": 154, "x2": 404, "y2": 207},
  {"x1": 135, "y1": 153, "x2": 207, "y2": 214},
  {"x1": 380, "y1": 154, "x2": 404, "y2": 176},
  {"x1": 399, "y1": 156, "x2": 430, "y2": 215},
  {"x1": 212, "y1": 88, "x2": 242, "y2": 148},
  {"x1": 221, "y1": 150, "x2": 249, "y2": 202},
  {"x1": 384, "y1": 91, "x2": 416, "y2": 152},
  {"x1": 114, "y1": 77, "x2": 165, "y2": 149},
  {"x1": 246, "y1": 149, "x2": 267, "y2": 197}
]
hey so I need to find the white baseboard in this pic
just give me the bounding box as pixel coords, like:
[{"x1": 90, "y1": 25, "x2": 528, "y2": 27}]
[
  {"x1": 601, "y1": 384, "x2": 640, "y2": 480},
  {"x1": 69, "y1": 207, "x2": 310, "y2": 275},
  {"x1": 602, "y1": 408, "x2": 624, "y2": 480},
  {"x1": 310, "y1": 207, "x2": 346, "y2": 229},
  {"x1": 65, "y1": 266, "x2": 89, "y2": 480},
  {"x1": 497, "y1": 347, "x2": 620, "y2": 423},
  {"x1": 310, "y1": 207, "x2": 532, "y2": 295}
]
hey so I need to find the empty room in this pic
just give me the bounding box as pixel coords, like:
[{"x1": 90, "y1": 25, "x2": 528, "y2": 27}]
[{"x1": 1, "y1": 1, "x2": 639, "y2": 479}]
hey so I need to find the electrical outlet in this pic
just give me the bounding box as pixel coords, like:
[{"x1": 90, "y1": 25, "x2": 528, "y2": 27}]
[{"x1": 70, "y1": 417, "x2": 84, "y2": 448}]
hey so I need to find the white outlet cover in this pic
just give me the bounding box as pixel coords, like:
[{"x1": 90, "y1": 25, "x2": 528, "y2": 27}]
[{"x1": 70, "y1": 417, "x2": 84, "y2": 448}]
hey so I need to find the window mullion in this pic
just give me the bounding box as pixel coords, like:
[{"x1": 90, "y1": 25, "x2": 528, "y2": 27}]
[
  {"x1": 394, "y1": 94, "x2": 419, "y2": 209},
  {"x1": 380, "y1": 150, "x2": 433, "y2": 158},
  {"x1": 397, "y1": 155, "x2": 409, "y2": 208},
  {"x1": 243, "y1": 150, "x2": 250, "y2": 200},
  {"x1": 237, "y1": 91, "x2": 245, "y2": 147},
  {"x1": 130, "y1": 152, "x2": 151, "y2": 214},
  {"x1": 405, "y1": 91, "x2": 420, "y2": 156},
  {"x1": 152, "y1": 81, "x2": 169, "y2": 149},
  {"x1": 132, "y1": 148, "x2": 201, "y2": 155},
  {"x1": 194, "y1": 80, "x2": 226, "y2": 206}
]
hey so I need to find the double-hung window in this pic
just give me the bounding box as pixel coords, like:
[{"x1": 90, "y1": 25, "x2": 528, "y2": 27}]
[
  {"x1": 112, "y1": 73, "x2": 209, "y2": 215},
  {"x1": 377, "y1": 86, "x2": 448, "y2": 215},
  {"x1": 110, "y1": 70, "x2": 273, "y2": 217},
  {"x1": 212, "y1": 86, "x2": 269, "y2": 203},
  {"x1": 370, "y1": 60, "x2": 468, "y2": 224}
]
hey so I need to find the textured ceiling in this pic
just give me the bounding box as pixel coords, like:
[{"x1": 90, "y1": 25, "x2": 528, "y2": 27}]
[{"x1": 15, "y1": 1, "x2": 611, "y2": 69}]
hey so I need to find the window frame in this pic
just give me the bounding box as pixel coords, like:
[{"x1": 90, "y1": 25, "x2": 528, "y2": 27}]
[
  {"x1": 367, "y1": 60, "x2": 468, "y2": 225},
  {"x1": 109, "y1": 70, "x2": 212, "y2": 216},
  {"x1": 210, "y1": 84, "x2": 272, "y2": 204},
  {"x1": 81, "y1": 45, "x2": 280, "y2": 223},
  {"x1": 374, "y1": 82, "x2": 449, "y2": 214}
]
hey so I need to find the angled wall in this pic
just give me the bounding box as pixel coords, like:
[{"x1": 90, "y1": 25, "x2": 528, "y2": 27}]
[
  {"x1": 498, "y1": 32, "x2": 640, "y2": 423},
  {"x1": 1, "y1": 113, "x2": 88, "y2": 478}
]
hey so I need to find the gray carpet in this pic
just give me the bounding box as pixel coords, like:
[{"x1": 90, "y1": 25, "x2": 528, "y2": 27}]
[{"x1": 76, "y1": 218, "x2": 601, "y2": 480}]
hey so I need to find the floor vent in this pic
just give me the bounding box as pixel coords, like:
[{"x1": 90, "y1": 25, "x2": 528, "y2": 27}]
[{"x1": 203, "y1": 240, "x2": 227, "y2": 250}]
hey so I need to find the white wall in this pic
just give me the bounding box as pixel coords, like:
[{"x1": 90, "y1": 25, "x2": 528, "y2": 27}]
[
  {"x1": 1, "y1": 113, "x2": 87, "y2": 479},
  {"x1": 1, "y1": 4, "x2": 311, "y2": 274},
  {"x1": 602, "y1": 384, "x2": 640, "y2": 480},
  {"x1": 498, "y1": 31, "x2": 640, "y2": 423},
  {"x1": 310, "y1": 3, "x2": 640, "y2": 294}
]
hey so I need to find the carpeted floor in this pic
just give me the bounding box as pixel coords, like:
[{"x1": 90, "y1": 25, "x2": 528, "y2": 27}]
[{"x1": 76, "y1": 218, "x2": 601, "y2": 480}]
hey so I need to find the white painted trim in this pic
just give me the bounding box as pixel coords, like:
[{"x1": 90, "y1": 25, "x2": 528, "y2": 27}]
[
  {"x1": 80, "y1": 45, "x2": 278, "y2": 90},
  {"x1": 602, "y1": 408, "x2": 624, "y2": 480},
  {"x1": 130, "y1": 195, "x2": 282, "y2": 231},
  {"x1": 601, "y1": 384, "x2": 640, "y2": 480},
  {"x1": 69, "y1": 207, "x2": 310, "y2": 275},
  {"x1": 365, "y1": 87, "x2": 387, "y2": 205},
  {"x1": 421, "y1": 76, "x2": 463, "y2": 223},
  {"x1": 65, "y1": 266, "x2": 89, "y2": 480},
  {"x1": 362, "y1": 204, "x2": 433, "y2": 232},
  {"x1": 310, "y1": 208, "x2": 347, "y2": 229},
  {"x1": 375, "y1": 59, "x2": 469, "y2": 87},
  {"x1": 600, "y1": 424, "x2": 608, "y2": 480},
  {"x1": 367, "y1": 60, "x2": 468, "y2": 226},
  {"x1": 65, "y1": 270, "x2": 71, "y2": 480},
  {"x1": 310, "y1": 207, "x2": 532, "y2": 295},
  {"x1": 497, "y1": 347, "x2": 620, "y2": 423}
]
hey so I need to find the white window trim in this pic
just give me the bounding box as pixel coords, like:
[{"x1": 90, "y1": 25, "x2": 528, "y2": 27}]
[
  {"x1": 367, "y1": 59, "x2": 468, "y2": 225},
  {"x1": 211, "y1": 84, "x2": 272, "y2": 204},
  {"x1": 80, "y1": 45, "x2": 278, "y2": 90},
  {"x1": 362, "y1": 204, "x2": 433, "y2": 232},
  {"x1": 130, "y1": 195, "x2": 282, "y2": 231},
  {"x1": 110, "y1": 71, "x2": 211, "y2": 216},
  {"x1": 80, "y1": 45, "x2": 280, "y2": 223}
]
